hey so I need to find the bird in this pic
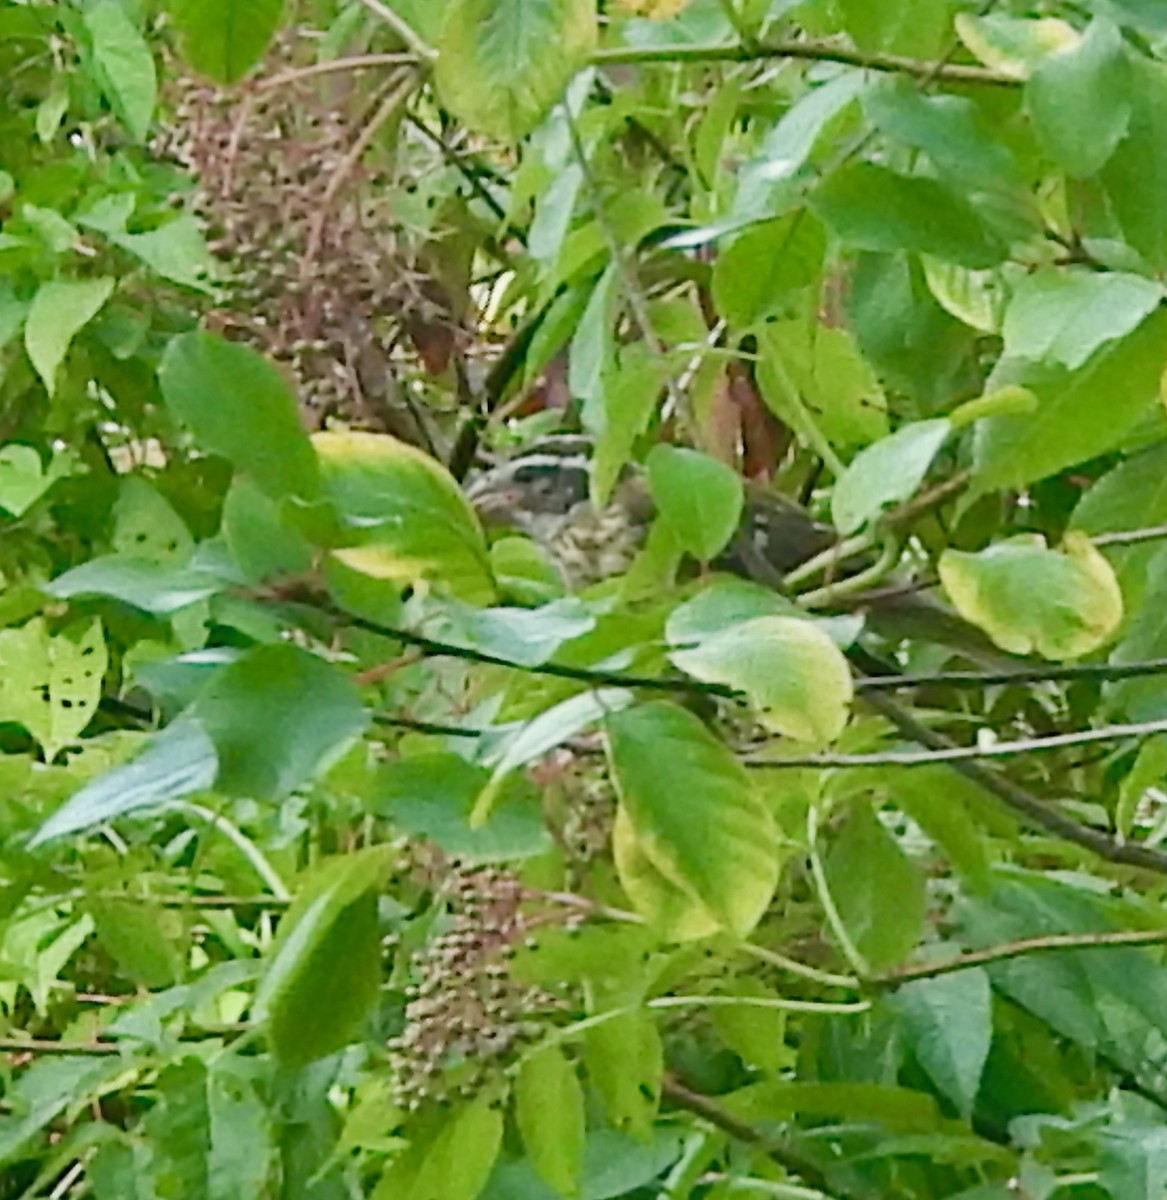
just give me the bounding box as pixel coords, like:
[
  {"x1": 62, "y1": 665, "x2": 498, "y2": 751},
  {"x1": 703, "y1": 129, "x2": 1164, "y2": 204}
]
[{"x1": 464, "y1": 434, "x2": 1008, "y2": 665}]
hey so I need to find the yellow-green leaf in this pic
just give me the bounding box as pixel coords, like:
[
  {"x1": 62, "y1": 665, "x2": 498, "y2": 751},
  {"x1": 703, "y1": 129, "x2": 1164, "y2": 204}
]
[
  {"x1": 670, "y1": 616, "x2": 853, "y2": 743},
  {"x1": 939, "y1": 532, "x2": 1123, "y2": 660},
  {"x1": 514, "y1": 1047, "x2": 585, "y2": 1197}
]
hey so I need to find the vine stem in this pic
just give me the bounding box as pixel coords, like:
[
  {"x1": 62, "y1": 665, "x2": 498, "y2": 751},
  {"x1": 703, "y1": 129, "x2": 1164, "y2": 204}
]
[
  {"x1": 806, "y1": 804, "x2": 870, "y2": 978},
  {"x1": 175, "y1": 803, "x2": 291, "y2": 900},
  {"x1": 351, "y1": 0, "x2": 436, "y2": 61}
]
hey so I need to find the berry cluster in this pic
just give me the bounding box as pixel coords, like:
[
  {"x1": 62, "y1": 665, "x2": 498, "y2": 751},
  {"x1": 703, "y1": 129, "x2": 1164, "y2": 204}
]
[
  {"x1": 156, "y1": 35, "x2": 457, "y2": 433},
  {"x1": 389, "y1": 865, "x2": 559, "y2": 1111}
]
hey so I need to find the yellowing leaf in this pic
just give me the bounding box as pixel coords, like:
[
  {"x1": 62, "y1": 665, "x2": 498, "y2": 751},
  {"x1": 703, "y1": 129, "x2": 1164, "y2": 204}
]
[
  {"x1": 612, "y1": 806, "x2": 722, "y2": 941},
  {"x1": 670, "y1": 616, "x2": 853, "y2": 743},
  {"x1": 617, "y1": 0, "x2": 688, "y2": 15},
  {"x1": 314, "y1": 430, "x2": 494, "y2": 603},
  {"x1": 939, "y1": 532, "x2": 1123, "y2": 660},
  {"x1": 955, "y1": 13, "x2": 1079, "y2": 79}
]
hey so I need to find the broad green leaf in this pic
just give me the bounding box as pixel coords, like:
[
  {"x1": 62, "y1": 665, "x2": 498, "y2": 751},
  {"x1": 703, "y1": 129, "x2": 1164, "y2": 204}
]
[
  {"x1": 221, "y1": 475, "x2": 314, "y2": 584},
  {"x1": 489, "y1": 535, "x2": 566, "y2": 606},
  {"x1": 208, "y1": 1059, "x2": 273, "y2": 1200},
  {"x1": 863, "y1": 77, "x2": 1020, "y2": 187},
  {"x1": 710, "y1": 977, "x2": 790, "y2": 1073},
  {"x1": 973, "y1": 307, "x2": 1167, "y2": 491},
  {"x1": 955, "y1": 13, "x2": 1078, "y2": 79},
  {"x1": 712, "y1": 214, "x2": 826, "y2": 327},
  {"x1": 1027, "y1": 17, "x2": 1131, "y2": 176},
  {"x1": 607, "y1": 702, "x2": 781, "y2": 937},
  {"x1": 1002, "y1": 269, "x2": 1163, "y2": 369},
  {"x1": 169, "y1": 0, "x2": 285, "y2": 84},
  {"x1": 940, "y1": 533, "x2": 1124, "y2": 660},
  {"x1": 731, "y1": 71, "x2": 867, "y2": 223},
  {"x1": 1103, "y1": 60, "x2": 1167, "y2": 271},
  {"x1": 88, "y1": 898, "x2": 184, "y2": 989},
  {"x1": 111, "y1": 216, "x2": 217, "y2": 293},
  {"x1": 612, "y1": 805, "x2": 721, "y2": 941},
  {"x1": 112, "y1": 478, "x2": 194, "y2": 563},
  {"x1": 1108, "y1": 549, "x2": 1167, "y2": 720},
  {"x1": 24, "y1": 277, "x2": 115, "y2": 395},
  {"x1": 255, "y1": 846, "x2": 394, "y2": 1066},
  {"x1": 756, "y1": 317, "x2": 887, "y2": 454},
  {"x1": 435, "y1": 0, "x2": 597, "y2": 142},
  {"x1": 645, "y1": 444, "x2": 743, "y2": 562},
  {"x1": 569, "y1": 264, "x2": 619, "y2": 411},
  {"x1": 47, "y1": 555, "x2": 224, "y2": 614},
  {"x1": 0, "y1": 617, "x2": 107, "y2": 761},
  {"x1": 892, "y1": 969, "x2": 992, "y2": 1117},
  {"x1": 83, "y1": 1, "x2": 156, "y2": 141},
  {"x1": 29, "y1": 719, "x2": 218, "y2": 847},
  {"x1": 515, "y1": 1047, "x2": 585, "y2": 1197},
  {"x1": 190, "y1": 644, "x2": 369, "y2": 801},
  {"x1": 423, "y1": 597, "x2": 595, "y2": 667},
  {"x1": 811, "y1": 163, "x2": 1007, "y2": 268},
  {"x1": 315, "y1": 430, "x2": 494, "y2": 603},
  {"x1": 670, "y1": 616, "x2": 853, "y2": 743},
  {"x1": 375, "y1": 754, "x2": 550, "y2": 864},
  {"x1": 584, "y1": 1012, "x2": 662, "y2": 1139},
  {"x1": 590, "y1": 347, "x2": 667, "y2": 506},
  {"x1": 831, "y1": 418, "x2": 951, "y2": 535},
  {"x1": 0, "y1": 443, "x2": 76, "y2": 516},
  {"x1": 408, "y1": 1094, "x2": 506, "y2": 1200},
  {"x1": 824, "y1": 800, "x2": 925, "y2": 970},
  {"x1": 665, "y1": 579, "x2": 800, "y2": 643},
  {"x1": 159, "y1": 332, "x2": 320, "y2": 500}
]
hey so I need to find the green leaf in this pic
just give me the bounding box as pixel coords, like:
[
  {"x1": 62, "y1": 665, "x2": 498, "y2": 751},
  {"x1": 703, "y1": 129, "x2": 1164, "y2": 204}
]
[
  {"x1": 88, "y1": 898, "x2": 184, "y2": 989},
  {"x1": 407, "y1": 1094, "x2": 505, "y2": 1200},
  {"x1": 435, "y1": 0, "x2": 597, "y2": 142},
  {"x1": 190, "y1": 644, "x2": 369, "y2": 801},
  {"x1": 255, "y1": 848, "x2": 392, "y2": 1066},
  {"x1": 315, "y1": 429, "x2": 494, "y2": 604},
  {"x1": 569, "y1": 264, "x2": 619, "y2": 411},
  {"x1": 939, "y1": 533, "x2": 1124, "y2": 660},
  {"x1": 1116, "y1": 735, "x2": 1167, "y2": 840},
  {"x1": 583, "y1": 1012, "x2": 662, "y2": 1139},
  {"x1": 831, "y1": 418, "x2": 951, "y2": 535},
  {"x1": 972, "y1": 307, "x2": 1167, "y2": 491},
  {"x1": 169, "y1": 0, "x2": 285, "y2": 84},
  {"x1": 591, "y1": 346, "x2": 667, "y2": 507},
  {"x1": 423, "y1": 597, "x2": 595, "y2": 667},
  {"x1": 515, "y1": 1047, "x2": 585, "y2": 1197},
  {"x1": 1108, "y1": 549, "x2": 1167, "y2": 720},
  {"x1": 1002, "y1": 269, "x2": 1163, "y2": 369},
  {"x1": 645, "y1": 445, "x2": 743, "y2": 562},
  {"x1": 607, "y1": 702, "x2": 781, "y2": 937},
  {"x1": 112, "y1": 478, "x2": 194, "y2": 563},
  {"x1": 208, "y1": 1059, "x2": 274, "y2": 1200},
  {"x1": 670, "y1": 616, "x2": 853, "y2": 743},
  {"x1": 83, "y1": 0, "x2": 157, "y2": 141},
  {"x1": 712, "y1": 214, "x2": 826, "y2": 327},
  {"x1": 375, "y1": 754, "x2": 551, "y2": 864},
  {"x1": 24, "y1": 276, "x2": 115, "y2": 396},
  {"x1": 0, "y1": 443, "x2": 75, "y2": 516},
  {"x1": 1103, "y1": 59, "x2": 1167, "y2": 271},
  {"x1": 892, "y1": 969, "x2": 992, "y2": 1117},
  {"x1": 921, "y1": 257, "x2": 1011, "y2": 334},
  {"x1": 111, "y1": 216, "x2": 217, "y2": 293},
  {"x1": 811, "y1": 163, "x2": 1007, "y2": 268},
  {"x1": 0, "y1": 617, "x2": 107, "y2": 761},
  {"x1": 47, "y1": 555, "x2": 224, "y2": 614},
  {"x1": 863, "y1": 77, "x2": 1020, "y2": 187},
  {"x1": 955, "y1": 12, "x2": 1077, "y2": 79},
  {"x1": 1026, "y1": 17, "x2": 1131, "y2": 177},
  {"x1": 824, "y1": 800, "x2": 925, "y2": 971},
  {"x1": 665, "y1": 579, "x2": 800, "y2": 641},
  {"x1": 29, "y1": 719, "x2": 219, "y2": 847},
  {"x1": 159, "y1": 332, "x2": 320, "y2": 501},
  {"x1": 221, "y1": 475, "x2": 314, "y2": 583}
]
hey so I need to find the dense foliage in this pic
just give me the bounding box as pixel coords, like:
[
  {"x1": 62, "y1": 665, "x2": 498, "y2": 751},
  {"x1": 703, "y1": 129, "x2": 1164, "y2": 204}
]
[{"x1": 7, "y1": 1, "x2": 1167, "y2": 1197}]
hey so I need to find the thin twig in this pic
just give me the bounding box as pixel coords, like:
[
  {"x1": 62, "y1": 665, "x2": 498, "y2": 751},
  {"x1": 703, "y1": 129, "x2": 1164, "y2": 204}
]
[
  {"x1": 871, "y1": 927, "x2": 1167, "y2": 988},
  {"x1": 745, "y1": 717, "x2": 1167, "y2": 769},
  {"x1": 593, "y1": 39, "x2": 1015, "y2": 86},
  {"x1": 1092, "y1": 523, "x2": 1167, "y2": 547},
  {"x1": 855, "y1": 656, "x2": 1167, "y2": 692},
  {"x1": 351, "y1": 0, "x2": 436, "y2": 61},
  {"x1": 253, "y1": 53, "x2": 416, "y2": 92}
]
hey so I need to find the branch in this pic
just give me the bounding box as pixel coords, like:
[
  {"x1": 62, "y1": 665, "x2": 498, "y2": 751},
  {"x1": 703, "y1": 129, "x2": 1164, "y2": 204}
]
[
  {"x1": 592, "y1": 38, "x2": 1016, "y2": 86},
  {"x1": 855, "y1": 684, "x2": 1167, "y2": 875},
  {"x1": 662, "y1": 1076, "x2": 879, "y2": 1200},
  {"x1": 871, "y1": 927, "x2": 1167, "y2": 988},
  {"x1": 856, "y1": 656, "x2": 1167, "y2": 692},
  {"x1": 745, "y1": 717, "x2": 1167, "y2": 769},
  {"x1": 352, "y1": 0, "x2": 436, "y2": 61}
]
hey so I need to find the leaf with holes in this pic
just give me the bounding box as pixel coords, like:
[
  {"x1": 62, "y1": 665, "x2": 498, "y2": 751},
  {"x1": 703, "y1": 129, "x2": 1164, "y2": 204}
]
[
  {"x1": 607, "y1": 702, "x2": 782, "y2": 937},
  {"x1": 435, "y1": 0, "x2": 597, "y2": 142},
  {"x1": 0, "y1": 617, "x2": 107, "y2": 761}
]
